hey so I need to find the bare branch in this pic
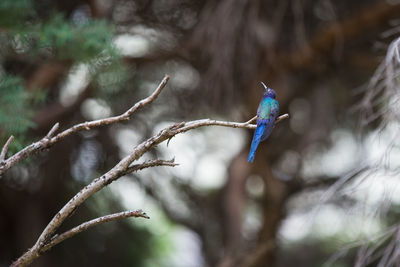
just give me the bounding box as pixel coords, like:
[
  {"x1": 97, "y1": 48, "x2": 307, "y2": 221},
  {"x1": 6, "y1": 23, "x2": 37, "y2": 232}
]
[
  {"x1": 121, "y1": 158, "x2": 178, "y2": 176},
  {"x1": 12, "y1": 112, "x2": 289, "y2": 266},
  {"x1": 167, "y1": 113, "x2": 289, "y2": 134},
  {"x1": 10, "y1": 71, "x2": 288, "y2": 266},
  {"x1": 0, "y1": 75, "x2": 170, "y2": 177},
  {"x1": 11, "y1": 155, "x2": 177, "y2": 266},
  {"x1": 45, "y1": 123, "x2": 59, "y2": 139},
  {"x1": 0, "y1": 135, "x2": 14, "y2": 162},
  {"x1": 245, "y1": 115, "x2": 257, "y2": 124},
  {"x1": 275, "y1": 113, "x2": 289, "y2": 124},
  {"x1": 41, "y1": 210, "x2": 149, "y2": 253},
  {"x1": 245, "y1": 113, "x2": 289, "y2": 125}
]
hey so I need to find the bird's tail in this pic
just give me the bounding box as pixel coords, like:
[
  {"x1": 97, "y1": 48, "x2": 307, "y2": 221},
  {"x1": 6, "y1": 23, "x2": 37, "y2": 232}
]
[{"x1": 247, "y1": 124, "x2": 266, "y2": 163}]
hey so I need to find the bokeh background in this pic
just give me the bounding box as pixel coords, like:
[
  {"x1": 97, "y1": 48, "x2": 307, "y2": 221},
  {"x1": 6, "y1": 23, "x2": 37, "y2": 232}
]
[{"x1": 1, "y1": 0, "x2": 400, "y2": 266}]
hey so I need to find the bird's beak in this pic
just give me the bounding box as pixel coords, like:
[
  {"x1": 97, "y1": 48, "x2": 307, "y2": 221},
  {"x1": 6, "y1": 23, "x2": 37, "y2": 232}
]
[{"x1": 260, "y1": 81, "x2": 268, "y2": 91}]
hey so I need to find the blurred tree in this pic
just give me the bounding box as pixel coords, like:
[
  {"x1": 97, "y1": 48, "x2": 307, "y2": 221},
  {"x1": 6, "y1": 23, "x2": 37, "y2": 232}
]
[
  {"x1": 2, "y1": 0, "x2": 400, "y2": 267},
  {"x1": 0, "y1": 0, "x2": 158, "y2": 266}
]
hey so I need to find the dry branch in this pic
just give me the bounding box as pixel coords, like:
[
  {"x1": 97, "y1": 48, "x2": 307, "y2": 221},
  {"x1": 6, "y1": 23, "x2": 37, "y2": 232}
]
[
  {"x1": 41, "y1": 210, "x2": 149, "y2": 253},
  {"x1": 0, "y1": 135, "x2": 14, "y2": 162},
  {"x1": 9, "y1": 75, "x2": 289, "y2": 266},
  {"x1": 122, "y1": 159, "x2": 179, "y2": 176},
  {"x1": 11, "y1": 157, "x2": 178, "y2": 267},
  {"x1": 11, "y1": 112, "x2": 289, "y2": 266},
  {"x1": 0, "y1": 75, "x2": 170, "y2": 177}
]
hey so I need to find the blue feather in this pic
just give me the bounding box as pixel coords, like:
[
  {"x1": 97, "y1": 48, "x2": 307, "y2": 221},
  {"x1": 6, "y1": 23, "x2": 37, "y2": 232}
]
[{"x1": 247, "y1": 123, "x2": 266, "y2": 163}]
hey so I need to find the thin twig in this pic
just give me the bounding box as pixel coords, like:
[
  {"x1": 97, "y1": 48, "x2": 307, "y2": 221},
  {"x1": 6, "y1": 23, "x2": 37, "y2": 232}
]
[
  {"x1": 0, "y1": 135, "x2": 14, "y2": 162},
  {"x1": 0, "y1": 75, "x2": 169, "y2": 176},
  {"x1": 45, "y1": 123, "x2": 59, "y2": 139},
  {"x1": 122, "y1": 158, "x2": 178, "y2": 176},
  {"x1": 11, "y1": 156, "x2": 177, "y2": 267},
  {"x1": 41, "y1": 210, "x2": 149, "y2": 253},
  {"x1": 245, "y1": 113, "x2": 289, "y2": 125},
  {"x1": 245, "y1": 115, "x2": 257, "y2": 124},
  {"x1": 275, "y1": 113, "x2": 289, "y2": 124},
  {"x1": 11, "y1": 112, "x2": 289, "y2": 267},
  {"x1": 10, "y1": 73, "x2": 288, "y2": 266},
  {"x1": 170, "y1": 113, "x2": 289, "y2": 134}
]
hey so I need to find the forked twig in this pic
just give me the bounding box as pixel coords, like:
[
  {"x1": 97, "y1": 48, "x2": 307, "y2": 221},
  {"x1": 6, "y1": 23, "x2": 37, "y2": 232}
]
[
  {"x1": 0, "y1": 75, "x2": 170, "y2": 176},
  {"x1": 41, "y1": 210, "x2": 149, "y2": 253},
  {"x1": 0, "y1": 135, "x2": 14, "y2": 162},
  {"x1": 10, "y1": 75, "x2": 289, "y2": 267}
]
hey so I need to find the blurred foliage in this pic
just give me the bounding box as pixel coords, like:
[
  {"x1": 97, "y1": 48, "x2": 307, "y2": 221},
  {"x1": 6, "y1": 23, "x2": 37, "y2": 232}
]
[
  {"x1": 26, "y1": 15, "x2": 115, "y2": 61},
  {"x1": 90, "y1": 53, "x2": 132, "y2": 98},
  {"x1": 5, "y1": 14, "x2": 116, "y2": 62},
  {"x1": 0, "y1": 75, "x2": 34, "y2": 134},
  {"x1": 0, "y1": 0, "x2": 123, "y2": 137},
  {"x1": 0, "y1": 74, "x2": 46, "y2": 152},
  {"x1": 0, "y1": 0, "x2": 33, "y2": 28},
  {"x1": 0, "y1": 0, "x2": 163, "y2": 265}
]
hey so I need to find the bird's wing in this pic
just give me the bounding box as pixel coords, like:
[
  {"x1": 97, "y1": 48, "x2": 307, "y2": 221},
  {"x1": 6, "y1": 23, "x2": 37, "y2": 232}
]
[
  {"x1": 248, "y1": 99, "x2": 280, "y2": 162},
  {"x1": 269, "y1": 99, "x2": 279, "y2": 120},
  {"x1": 260, "y1": 99, "x2": 279, "y2": 141},
  {"x1": 257, "y1": 98, "x2": 279, "y2": 121}
]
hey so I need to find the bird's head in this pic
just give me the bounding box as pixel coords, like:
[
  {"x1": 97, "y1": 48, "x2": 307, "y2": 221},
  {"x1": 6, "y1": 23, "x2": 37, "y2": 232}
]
[{"x1": 261, "y1": 82, "x2": 276, "y2": 99}]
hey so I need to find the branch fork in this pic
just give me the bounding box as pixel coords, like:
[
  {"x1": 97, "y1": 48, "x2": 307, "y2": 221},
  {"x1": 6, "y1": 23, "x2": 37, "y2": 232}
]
[{"x1": 6, "y1": 75, "x2": 288, "y2": 267}]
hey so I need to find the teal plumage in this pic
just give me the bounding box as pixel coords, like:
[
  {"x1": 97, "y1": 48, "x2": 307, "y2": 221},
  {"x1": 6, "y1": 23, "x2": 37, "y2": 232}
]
[{"x1": 247, "y1": 82, "x2": 279, "y2": 163}]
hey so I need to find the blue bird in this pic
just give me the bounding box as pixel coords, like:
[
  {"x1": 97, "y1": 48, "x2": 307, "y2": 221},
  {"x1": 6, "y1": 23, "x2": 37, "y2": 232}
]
[{"x1": 247, "y1": 82, "x2": 279, "y2": 163}]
